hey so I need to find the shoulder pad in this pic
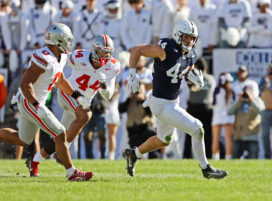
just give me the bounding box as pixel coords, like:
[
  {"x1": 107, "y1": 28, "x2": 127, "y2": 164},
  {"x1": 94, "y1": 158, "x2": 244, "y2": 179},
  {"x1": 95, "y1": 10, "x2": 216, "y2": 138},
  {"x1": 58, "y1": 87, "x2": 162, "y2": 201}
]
[
  {"x1": 32, "y1": 48, "x2": 51, "y2": 69},
  {"x1": 70, "y1": 49, "x2": 90, "y2": 66}
]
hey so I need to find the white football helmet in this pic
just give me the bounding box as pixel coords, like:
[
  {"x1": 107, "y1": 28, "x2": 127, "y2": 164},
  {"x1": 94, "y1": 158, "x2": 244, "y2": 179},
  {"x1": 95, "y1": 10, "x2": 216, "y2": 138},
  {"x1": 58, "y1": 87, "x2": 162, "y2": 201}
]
[
  {"x1": 172, "y1": 19, "x2": 198, "y2": 52},
  {"x1": 45, "y1": 23, "x2": 73, "y2": 53},
  {"x1": 91, "y1": 34, "x2": 114, "y2": 66}
]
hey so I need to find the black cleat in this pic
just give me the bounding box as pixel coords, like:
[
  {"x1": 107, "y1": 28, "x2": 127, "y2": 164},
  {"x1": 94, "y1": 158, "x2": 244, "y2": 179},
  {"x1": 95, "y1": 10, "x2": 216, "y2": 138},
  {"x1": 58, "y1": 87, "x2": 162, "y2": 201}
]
[
  {"x1": 201, "y1": 164, "x2": 228, "y2": 179},
  {"x1": 123, "y1": 148, "x2": 139, "y2": 177}
]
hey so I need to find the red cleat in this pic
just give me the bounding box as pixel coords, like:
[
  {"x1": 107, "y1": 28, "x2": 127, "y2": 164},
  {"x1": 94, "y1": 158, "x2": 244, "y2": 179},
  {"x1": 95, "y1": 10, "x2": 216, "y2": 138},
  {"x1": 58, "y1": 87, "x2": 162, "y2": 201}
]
[
  {"x1": 68, "y1": 169, "x2": 94, "y2": 182},
  {"x1": 25, "y1": 157, "x2": 40, "y2": 177}
]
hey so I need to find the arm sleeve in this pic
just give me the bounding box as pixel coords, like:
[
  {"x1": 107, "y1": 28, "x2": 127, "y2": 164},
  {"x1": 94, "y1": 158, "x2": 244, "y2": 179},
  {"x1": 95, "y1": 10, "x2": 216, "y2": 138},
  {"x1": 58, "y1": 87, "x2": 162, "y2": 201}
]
[
  {"x1": 251, "y1": 97, "x2": 265, "y2": 114},
  {"x1": 31, "y1": 51, "x2": 48, "y2": 70},
  {"x1": 227, "y1": 100, "x2": 240, "y2": 115}
]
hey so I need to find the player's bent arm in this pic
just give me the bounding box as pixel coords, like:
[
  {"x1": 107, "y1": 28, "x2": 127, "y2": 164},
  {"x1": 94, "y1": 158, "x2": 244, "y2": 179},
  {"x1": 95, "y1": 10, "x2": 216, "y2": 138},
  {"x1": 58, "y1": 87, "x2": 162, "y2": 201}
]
[
  {"x1": 55, "y1": 73, "x2": 75, "y2": 96},
  {"x1": 20, "y1": 62, "x2": 45, "y2": 105},
  {"x1": 129, "y1": 44, "x2": 166, "y2": 68},
  {"x1": 99, "y1": 77, "x2": 116, "y2": 100}
]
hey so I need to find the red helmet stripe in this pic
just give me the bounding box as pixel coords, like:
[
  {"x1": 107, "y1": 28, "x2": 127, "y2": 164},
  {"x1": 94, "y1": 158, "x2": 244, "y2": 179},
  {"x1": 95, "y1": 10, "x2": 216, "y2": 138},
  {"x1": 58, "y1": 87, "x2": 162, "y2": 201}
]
[{"x1": 103, "y1": 34, "x2": 108, "y2": 47}]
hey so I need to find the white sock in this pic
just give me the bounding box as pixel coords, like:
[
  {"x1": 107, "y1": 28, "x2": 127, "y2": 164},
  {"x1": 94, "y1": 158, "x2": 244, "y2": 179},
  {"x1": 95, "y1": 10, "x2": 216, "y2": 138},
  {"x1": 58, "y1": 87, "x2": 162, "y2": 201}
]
[
  {"x1": 33, "y1": 152, "x2": 45, "y2": 163},
  {"x1": 109, "y1": 151, "x2": 115, "y2": 160},
  {"x1": 135, "y1": 147, "x2": 142, "y2": 159},
  {"x1": 212, "y1": 153, "x2": 220, "y2": 161},
  {"x1": 66, "y1": 166, "x2": 76, "y2": 178},
  {"x1": 225, "y1": 155, "x2": 232, "y2": 160},
  {"x1": 191, "y1": 130, "x2": 208, "y2": 169}
]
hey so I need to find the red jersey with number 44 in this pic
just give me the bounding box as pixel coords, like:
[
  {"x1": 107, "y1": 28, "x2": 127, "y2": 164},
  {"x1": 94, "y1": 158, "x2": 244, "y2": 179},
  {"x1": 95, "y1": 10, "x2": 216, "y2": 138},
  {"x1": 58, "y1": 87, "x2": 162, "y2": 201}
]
[
  {"x1": 67, "y1": 49, "x2": 120, "y2": 100},
  {"x1": 25, "y1": 46, "x2": 67, "y2": 105}
]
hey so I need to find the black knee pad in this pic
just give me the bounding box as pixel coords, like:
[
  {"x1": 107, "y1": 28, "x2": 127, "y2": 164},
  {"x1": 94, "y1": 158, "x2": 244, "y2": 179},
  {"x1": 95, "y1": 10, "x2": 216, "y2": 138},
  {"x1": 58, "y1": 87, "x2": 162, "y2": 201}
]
[{"x1": 43, "y1": 138, "x2": 56, "y2": 155}]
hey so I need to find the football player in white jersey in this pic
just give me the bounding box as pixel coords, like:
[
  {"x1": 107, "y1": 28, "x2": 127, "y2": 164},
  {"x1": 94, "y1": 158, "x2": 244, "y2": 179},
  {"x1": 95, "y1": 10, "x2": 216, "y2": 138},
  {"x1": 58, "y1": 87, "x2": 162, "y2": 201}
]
[
  {"x1": 0, "y1": 23, "x2": 94, "y2": 181},
  {"x1": 29, "y1": 34, "x2": 121, "y2": 171}
]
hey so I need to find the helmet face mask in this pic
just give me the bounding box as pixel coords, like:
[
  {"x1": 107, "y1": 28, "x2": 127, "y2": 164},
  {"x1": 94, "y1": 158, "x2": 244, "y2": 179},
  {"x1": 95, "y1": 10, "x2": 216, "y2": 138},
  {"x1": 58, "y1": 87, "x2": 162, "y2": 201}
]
[
  {"x1": 92, "y1": 34, "x2": 114, "y2": 66},
  {"x1": 172, "y1": 20, "x2": 198, "y2": 53},
  {"x1": 45, "y1": 23, "x2": 73, "y2": 53}
]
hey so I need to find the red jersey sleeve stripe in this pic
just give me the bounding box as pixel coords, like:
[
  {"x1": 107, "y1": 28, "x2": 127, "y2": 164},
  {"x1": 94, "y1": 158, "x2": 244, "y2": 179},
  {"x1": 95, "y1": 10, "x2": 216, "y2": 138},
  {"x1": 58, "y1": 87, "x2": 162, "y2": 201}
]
[
  {"x1": 70, "y1": 54, "x2": 75, "y2": 65},
  {"x1": 33, "y1": 53, "x2": 48, "y2": 65}
]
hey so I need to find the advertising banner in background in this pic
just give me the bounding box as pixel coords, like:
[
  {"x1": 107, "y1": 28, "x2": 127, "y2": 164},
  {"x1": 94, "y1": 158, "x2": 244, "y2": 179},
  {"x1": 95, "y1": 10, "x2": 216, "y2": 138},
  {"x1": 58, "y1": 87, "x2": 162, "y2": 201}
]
[{"x1": 213, "y1": 48, "x2": 272, "y2": 83}]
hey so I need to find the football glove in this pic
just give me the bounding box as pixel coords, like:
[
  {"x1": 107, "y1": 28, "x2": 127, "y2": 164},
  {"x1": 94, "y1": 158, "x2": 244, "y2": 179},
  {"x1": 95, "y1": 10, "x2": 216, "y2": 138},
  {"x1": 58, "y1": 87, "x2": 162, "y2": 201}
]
[
  {"x1": 187, "y1": 69, "x2": 204, "y2": 89},
  {"x1": 97, "y1": 72, "x2": 107, "y2": 89},
  {"x1": 127, "y1": 68, "x2": 139, "y2": 93}
]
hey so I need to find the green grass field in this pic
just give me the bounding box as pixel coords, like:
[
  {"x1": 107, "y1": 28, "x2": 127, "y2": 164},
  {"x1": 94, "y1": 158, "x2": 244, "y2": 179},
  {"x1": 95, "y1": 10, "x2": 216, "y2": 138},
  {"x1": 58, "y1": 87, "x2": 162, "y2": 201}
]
[{"x1": 0, "y1": 159, "x2": 271, "y2": 201}]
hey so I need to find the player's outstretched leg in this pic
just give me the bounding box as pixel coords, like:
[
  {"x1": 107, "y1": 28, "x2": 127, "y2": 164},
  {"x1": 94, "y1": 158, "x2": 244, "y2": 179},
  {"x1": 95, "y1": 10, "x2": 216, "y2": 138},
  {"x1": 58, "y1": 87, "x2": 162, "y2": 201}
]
[
  {"x1": 191, "y1": 128, "x2": 228, "y2": 179},
  {"x1": 123, "y1": 147, "x2": 139, "y2": 177},
  {"x1": 123, "y1": 136, "x2": 168, "y2": 177},
  {"x1": 201, "y1": 164, "x2": 228, "y2": 179}
]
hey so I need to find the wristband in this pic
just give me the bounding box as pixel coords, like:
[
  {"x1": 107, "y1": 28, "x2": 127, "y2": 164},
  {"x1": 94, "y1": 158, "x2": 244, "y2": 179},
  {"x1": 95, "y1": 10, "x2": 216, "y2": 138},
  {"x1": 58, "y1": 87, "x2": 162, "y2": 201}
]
[
  {"x1": 32, "y1": 101, "x2": 39, "y2": 109},
  {"x1": 71, "y1": 90, "x2": 82, "y2": 99}
]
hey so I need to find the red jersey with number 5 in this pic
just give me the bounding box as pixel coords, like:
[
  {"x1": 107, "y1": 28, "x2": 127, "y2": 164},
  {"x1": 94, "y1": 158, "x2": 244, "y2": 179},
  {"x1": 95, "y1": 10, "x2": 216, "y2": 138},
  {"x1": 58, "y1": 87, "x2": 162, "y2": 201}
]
[
  {"x1": 24, "y1": 46, "x2": 67, "y2": 105},
  {"x1": 67, "y1": 49, "x2": 120, "y2": 100}
]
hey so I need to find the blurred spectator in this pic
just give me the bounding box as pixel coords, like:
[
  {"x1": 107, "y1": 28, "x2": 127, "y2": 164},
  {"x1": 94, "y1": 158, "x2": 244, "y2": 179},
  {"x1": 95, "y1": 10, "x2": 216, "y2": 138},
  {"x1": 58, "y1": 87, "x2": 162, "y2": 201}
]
[
  {"x1": 183, "y1": 58, "x2": 216, "y2": 159},
  {"x1": 190, "y1": 0, "x2": 218, "y2": 54},
  {"x1": 212, "y1": 72, "x2": 235, "y2": 160},
  {"x1": 102, "y1": 0, "x2": 124, "y2": 58},
  {"x1": 73, "y1": 0, "x2": 104, "y2": 49},
  {"x1": 53, "y1": 0, "x2": 79, "y2": 35},
  {"x1": 120, "y1": 0, "x2": 152, "y2": 51},
  {"x1": 151, "y1": 0, "x2": 174, "y2": 44},
  {"x1": 83, "y1": 94, "x2": 106, "y2": 159},
  {"x1": 259, "y1": 64, "x2": 272, "y2": 158},
  {"x1": 21, "y1": 0, "x2": 35, "y2": 14},
  {"x1": 0, "y1": 74, "x2": 7, "y2": 109},
  {"x1": 173, "y1": 0, "x2": 189, "y2": 24},
  {"x1": 1, "y1": 0, "x2": 29, "y2": 76},
  {"x1": 119, "y1": 83, "x2": 157, "y2": 158},
  {"x1": 105, "y1": 84, "x2": 120, "y2": 160},
  {"x1": 232, "y1": 65, "x2": 259, "y2": 99},
  {"x1": 218, "y1": 0, "x2": 251, "y2": 48},
  {"x1": 228, "y1": 85, "x2": 265, "y2": 159},
  {"x1": 28, "y1": 0, "x2": 57, "y2": 49},
  {"x1": 248, "y1": 0, "x2": 272, "y2": 48}
]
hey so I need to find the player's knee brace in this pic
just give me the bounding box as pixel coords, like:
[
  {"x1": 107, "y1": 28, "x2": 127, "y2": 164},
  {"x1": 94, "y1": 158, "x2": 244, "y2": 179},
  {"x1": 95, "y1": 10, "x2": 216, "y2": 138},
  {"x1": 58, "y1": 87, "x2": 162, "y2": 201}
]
[{"x1": 43, "y1": 138, "x2": 56, "y2": 155}]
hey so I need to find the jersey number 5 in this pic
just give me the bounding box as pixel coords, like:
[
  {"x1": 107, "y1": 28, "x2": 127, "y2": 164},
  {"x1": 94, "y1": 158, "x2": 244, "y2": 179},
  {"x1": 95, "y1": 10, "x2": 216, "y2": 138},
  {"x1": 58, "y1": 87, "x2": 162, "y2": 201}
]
[{"x1": 76, "y1": 74, "x2": 101, "y2": 92}]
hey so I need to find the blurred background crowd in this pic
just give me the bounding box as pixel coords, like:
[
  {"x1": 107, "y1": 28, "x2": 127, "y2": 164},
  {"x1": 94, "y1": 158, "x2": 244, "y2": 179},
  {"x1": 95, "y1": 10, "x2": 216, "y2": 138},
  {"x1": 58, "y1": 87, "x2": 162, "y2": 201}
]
[{"x1": 0, "y1": 0, "x2": 272, "y2": 161}]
